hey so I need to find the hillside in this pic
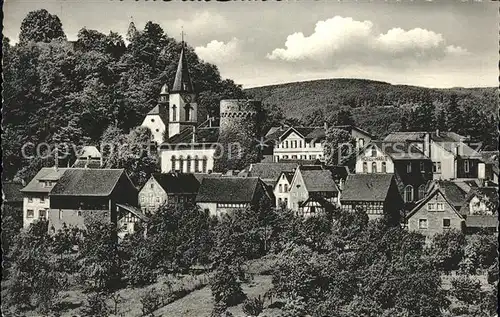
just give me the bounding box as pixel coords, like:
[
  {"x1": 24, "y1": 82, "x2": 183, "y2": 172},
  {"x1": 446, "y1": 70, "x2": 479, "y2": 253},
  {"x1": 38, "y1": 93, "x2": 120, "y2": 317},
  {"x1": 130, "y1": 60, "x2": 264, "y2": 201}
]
[{"x1": 245, "y1": 78, "x2": 497, "y2": 138}]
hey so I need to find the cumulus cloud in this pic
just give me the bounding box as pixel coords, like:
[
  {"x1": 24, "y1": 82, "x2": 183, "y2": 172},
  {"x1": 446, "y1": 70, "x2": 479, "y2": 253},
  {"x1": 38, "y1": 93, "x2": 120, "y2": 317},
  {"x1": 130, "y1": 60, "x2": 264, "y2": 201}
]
[
  {"x1": 172, "y1": 11, "x2": 229, "y2": 40},
  {"x1": 267, "y1": 16, "x2": 468, "y2": 67},
  {"x1": 195, "y1": 37, "x2": 242, "y2": 64}
]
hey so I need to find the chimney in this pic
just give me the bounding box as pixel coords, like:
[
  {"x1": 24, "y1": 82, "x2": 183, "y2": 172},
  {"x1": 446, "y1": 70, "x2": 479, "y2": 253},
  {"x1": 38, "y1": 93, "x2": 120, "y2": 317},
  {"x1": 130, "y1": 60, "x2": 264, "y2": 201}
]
[{"x1": 192, "y1": 126, "x2": 196, "y2": 143}]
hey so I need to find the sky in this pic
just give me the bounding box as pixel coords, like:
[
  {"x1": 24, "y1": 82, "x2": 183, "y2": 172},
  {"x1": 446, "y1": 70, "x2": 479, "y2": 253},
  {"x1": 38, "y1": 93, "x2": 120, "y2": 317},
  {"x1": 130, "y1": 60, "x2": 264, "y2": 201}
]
[{"x1": 3, "y1": 0, "x2": 498, "y2": 89}]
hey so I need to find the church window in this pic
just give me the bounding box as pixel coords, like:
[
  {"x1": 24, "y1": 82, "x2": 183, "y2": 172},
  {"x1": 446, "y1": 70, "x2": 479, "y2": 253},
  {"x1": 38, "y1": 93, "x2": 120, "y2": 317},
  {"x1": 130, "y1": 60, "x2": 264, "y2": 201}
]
[
  {"x1": 418, "y1": 185, "x2": 426, "y2": 200},
  {"x1": 185, "y1": 104, "x2": 192, "y2": 121},
  {"x1": 404, "y1": 185, "x2": 414, "y2": 203},
  {"x1": 172, "y1": 105, "x2": 177, "y2": 121}
]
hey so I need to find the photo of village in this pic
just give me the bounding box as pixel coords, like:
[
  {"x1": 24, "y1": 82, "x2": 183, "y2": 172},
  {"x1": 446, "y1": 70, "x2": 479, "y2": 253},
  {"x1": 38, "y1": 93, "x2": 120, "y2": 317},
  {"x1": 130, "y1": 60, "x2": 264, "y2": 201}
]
[{"x1": 1, "y1": 1, "x2": 498, "y2": 316}]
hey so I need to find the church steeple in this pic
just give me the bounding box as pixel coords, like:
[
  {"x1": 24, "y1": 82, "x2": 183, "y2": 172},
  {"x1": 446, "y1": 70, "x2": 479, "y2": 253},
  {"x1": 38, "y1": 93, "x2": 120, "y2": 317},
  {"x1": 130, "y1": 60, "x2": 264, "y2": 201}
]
[{"x1": 171, "y1": 41, "x2": 194, "y2": 93}]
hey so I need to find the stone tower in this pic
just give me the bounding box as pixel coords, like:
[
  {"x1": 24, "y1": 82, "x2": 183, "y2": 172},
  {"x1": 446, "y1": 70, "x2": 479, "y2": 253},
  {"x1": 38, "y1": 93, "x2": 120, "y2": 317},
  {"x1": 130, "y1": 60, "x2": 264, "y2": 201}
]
[
  {"x1": 168, "y1": 43, "x2": 197, "y2": 138},
  {"x1": 216, "y1": 99, "x2": 262, "y2": 171}
]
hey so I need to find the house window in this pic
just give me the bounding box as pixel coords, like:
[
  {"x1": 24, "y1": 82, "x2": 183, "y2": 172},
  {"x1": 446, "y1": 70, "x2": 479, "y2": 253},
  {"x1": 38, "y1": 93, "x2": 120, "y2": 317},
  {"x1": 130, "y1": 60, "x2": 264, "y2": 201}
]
[
  {"x1": 284, "y1": 184, "x2": 288, "y2": 192},
  {"x1": 40, "y1": 196, "x2": 45, "y2": 203},
  {"x1": 103, "y1": 212, "x2": 108, "y2": 218},
  {"x1": 156, "y1": 197, "x2": 160, "y2": 202},
  {"x1": 274, "y1": 156, "x2": 279, "y2": 162},
  {"x1": 420, "y1": 162, "x2": 425, "y2": 173},
  {"x1": 194, "y1": 156, "x2": 200, "y2": 172},
  {"x1": 292, "y1": 155, "x2": 297, "y2": 159},
  {"x1": 418, "y1": 185, "x2": 426, "y2": 200},
  {"x1": 284, "y1": 198, "x2": 288, "y2": 205},
  {"x1": 428, "y1": 203, "x2": 435, "y2": 211},
  {"x1": 363, "y1": 162, "x2": 368, "y2": 173},
  {"x1": 59, "y1": 209, "x2": 62, "y2": 219},
  {"x1": 278, "y1": 198, "x2": 282, "y2": 205},
  {"x1": 372, "y1": 162, "x2": 377, "y2": 173},
  {"x1": 172, "y1": 105, "x2": 177, "y2": 121},
  {"x1": 77, "y1": 210, "x2": 82, "y2": 217},
  {"x1": 464, "y1": 160, "x2": 470, "y2": 173},
  {"x1": 443, "y1": 218, "x2": 451, "y2": 228},
  {"x1": 418, "y1": 219, "x2": 428, "y2": 229},
  {"x1": 283, "y1": 155, "x2": 289, "y2": 159},
  {"x1": 359, "y1": 138, "x2": 365, "y2": 147},
  {"x1": 140, "y1": 196, "x2": 145, "y2": 203},
  {"x1": 179, "y1": 156, "x2": 184, "y2": 172},
  {"x1": 150, "y1": 183, "x2": 154, "y2": 189},
  {"x1": 371, "y1": 146, "x2": 377, "y2": 157},
  {"x1": 436, "y1": 203, "x2": 444, "y2": 211},
  {"x1": 171, "y1": 156, "x2": 177, "y2": 171},
  {"x1": 202, "y1": 156, "x2": 208, "y2": 173},
  {"x1": 39, "y1": 209, "x2": 47, "y2": 219},
  {"x1": 285, "y1": 141, "x2": 289, "y2": 148},
  {"x1": 279, "y1": 184, "x2": 283, "y2": 193},
  {"x1": 151, "y1": 118, "x2": 155, "y2": 122},
  {"x1": 299, "y1": 140, "x2": 302, "y2": 148},
  {"x1": 186, "y1": 156, "x2": 192, "y2": 172},
  {"x1": 27, "y1": 209, "x2": 34, "y2": 218},
  {"x1": 407, "y1": 163, "x2": 412, "y2": 173},
  {"x1": 433, "y1": 162, "x2": 441, "y2": 173},
  {"x1": 404, "y1": 185, "x2": 414, "y2": 202},
  {"x1": 381, "y1": 162, "x2": 387, "y2": 173},
  {"x1": 301, "y1": 155, "x2": 307, "y2": 159}
]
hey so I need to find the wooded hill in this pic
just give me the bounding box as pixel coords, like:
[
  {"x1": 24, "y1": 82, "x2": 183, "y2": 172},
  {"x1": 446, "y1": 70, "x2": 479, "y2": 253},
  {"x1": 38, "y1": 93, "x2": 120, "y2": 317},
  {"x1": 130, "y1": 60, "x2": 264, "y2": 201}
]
[{"x1": 245, "y1": 78, "x2": 497, "y2": 138}]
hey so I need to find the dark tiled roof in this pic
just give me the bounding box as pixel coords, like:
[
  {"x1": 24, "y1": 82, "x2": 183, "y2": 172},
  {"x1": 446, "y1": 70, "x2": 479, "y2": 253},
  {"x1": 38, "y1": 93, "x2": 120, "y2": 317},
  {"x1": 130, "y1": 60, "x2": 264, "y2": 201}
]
[
  {"x1": 164, "y1": 127, "x2": 219, "y2": 145},
  {"x1": 428, "y1": 180, "x2": 468, "y2": 209},
  {"x1": 465, "y1": 215, "x2": 498, "y2": 228},
  {"x1": 247, "y1": 162, "x2": 299, "y2": 181},
  {"x1": 341, "y1": 173, "x2": 394, "y2": 202},
  {"x1": 21, "y1": 168, "x2": 70, "y2": 193},
  {"x1": 300, "y1": 168, "x2": 339, "y2": 193},
  {"x1": 151, "y1": 173, "x2": 200, "y2": 194},
  {"x1": 384, "y1": 131, "x2": 467, "y2": 143},
  {"x1": 171, "y1": 46, "x2": 194, "y2": 93},
  {"x1": 2, "y1": 182, "x2": 24, "y2": 202},
  {"x1": 196, "y1": 177, "x2": 261, "y2": 203},
  {"x1": 72, "y1": 158, "x2": 102, "y2": 168},
  {"x1": 50, "y1": 169, "x2": 126, "y2": 196}
]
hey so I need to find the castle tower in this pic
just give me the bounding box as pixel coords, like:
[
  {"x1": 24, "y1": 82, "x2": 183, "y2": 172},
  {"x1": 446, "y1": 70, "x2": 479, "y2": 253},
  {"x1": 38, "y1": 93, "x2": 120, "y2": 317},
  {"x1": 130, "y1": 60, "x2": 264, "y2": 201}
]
[
  {"x1": 168, "y1": 42, "x2": 197, "y2": 138},
  {"x1": 216, "y1": 99, "x2": 262, "y2": 171}
]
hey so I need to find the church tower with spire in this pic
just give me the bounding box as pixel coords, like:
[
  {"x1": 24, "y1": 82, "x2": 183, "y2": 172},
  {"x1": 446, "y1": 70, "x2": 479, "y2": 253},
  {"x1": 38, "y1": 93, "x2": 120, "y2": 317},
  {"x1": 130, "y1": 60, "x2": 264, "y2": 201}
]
[{"x1": 168, "y1": 41, "x2": 197, "y2": 138}]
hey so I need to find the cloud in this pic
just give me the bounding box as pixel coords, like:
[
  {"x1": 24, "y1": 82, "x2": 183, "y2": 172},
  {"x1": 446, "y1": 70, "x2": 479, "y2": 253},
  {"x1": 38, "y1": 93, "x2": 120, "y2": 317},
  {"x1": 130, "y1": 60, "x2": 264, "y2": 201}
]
[
  {"x1": 267, "y1": 16, "x2": 468, "y2": 67},
  {"x1": 172, "y1": 12, "x2": 229, "y2": 39},
  {"x1": 195, "y1": 38, "x2": 242, "y2": 64}
]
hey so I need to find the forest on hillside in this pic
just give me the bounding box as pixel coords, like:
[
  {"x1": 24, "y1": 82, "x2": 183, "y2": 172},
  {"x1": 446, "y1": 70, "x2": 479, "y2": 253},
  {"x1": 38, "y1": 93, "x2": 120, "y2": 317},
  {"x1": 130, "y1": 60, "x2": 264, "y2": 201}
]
[
  {"x1": 246, "y1": 79, "x2": 498, "y2": 140},
  {"x1": 2, "y1": 9, "x2": 246, "y2": 182}
]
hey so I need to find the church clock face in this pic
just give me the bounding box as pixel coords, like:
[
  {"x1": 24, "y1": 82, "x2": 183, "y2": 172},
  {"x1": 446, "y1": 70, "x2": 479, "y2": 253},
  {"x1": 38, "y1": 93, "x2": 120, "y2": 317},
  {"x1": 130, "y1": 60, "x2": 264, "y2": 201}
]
[{"x1": 184, "y1": 95, "x2": 193, "y2": 103}]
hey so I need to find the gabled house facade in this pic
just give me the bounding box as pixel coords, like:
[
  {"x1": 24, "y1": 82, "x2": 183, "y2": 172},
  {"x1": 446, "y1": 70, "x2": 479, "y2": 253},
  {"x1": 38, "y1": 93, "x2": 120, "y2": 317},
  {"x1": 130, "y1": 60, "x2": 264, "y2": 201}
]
[
  {"x1": 340, "y1": 173, "x2": 403, "y2": 221},
  {"x1": 138, "y1": 172, "x2": 201, "y2": 213},
  {"x1": 274, "y1": 171, "x2": 294, "y2": 208},
  {"x1": 196, "y1": 177, "x2": 273, "y2": 217},
  {"x1": 406, "y1": 187, "x2": 465, "y2": 238},
  {"x1": 20, "y1": 167, "x2": 69, "y2": 228},
  {"x1": 288, "y1": 165, "x2": 340, "y2": 216},
  {"x1": 47, "y1": 168, "x2": 138, "y2": 232}
]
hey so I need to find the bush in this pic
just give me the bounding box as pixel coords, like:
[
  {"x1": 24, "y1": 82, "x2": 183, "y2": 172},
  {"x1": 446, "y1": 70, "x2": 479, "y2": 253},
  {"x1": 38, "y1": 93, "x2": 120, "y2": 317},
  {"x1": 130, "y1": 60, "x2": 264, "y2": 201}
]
[
  {"x1": 210, "y1": 264, "x2": 247, "y2": 307},
  {"x1": 140, "y1": 288, "x2": 164, "y2": 316},
  {"x1": 242, "y1": 296, "x2": 264, "y2": 316},
  {"x1": 80, "y1": 292, "x2": 110, "y2": 317},
  {"x1": 450, "y1": 276, "x2": 482, "y2": 305}
]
